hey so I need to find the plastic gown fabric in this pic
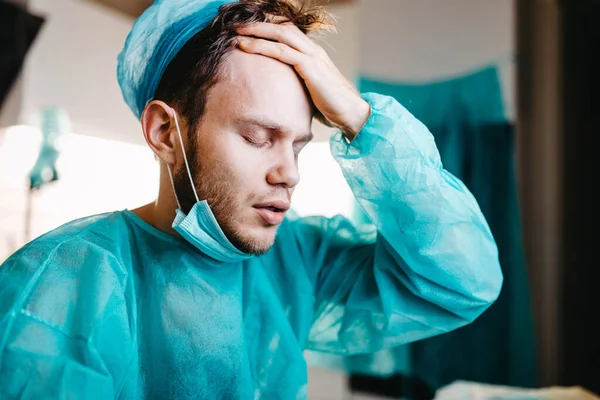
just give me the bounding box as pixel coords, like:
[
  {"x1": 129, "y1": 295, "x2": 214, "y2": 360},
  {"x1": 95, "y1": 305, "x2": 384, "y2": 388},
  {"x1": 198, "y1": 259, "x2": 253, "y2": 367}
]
[{"x1": 0, "y1": 93, "x2": 503, "y2": 399}]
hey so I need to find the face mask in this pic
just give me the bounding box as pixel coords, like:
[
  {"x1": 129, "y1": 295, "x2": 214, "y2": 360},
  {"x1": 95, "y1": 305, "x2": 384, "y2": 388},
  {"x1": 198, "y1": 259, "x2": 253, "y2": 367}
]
[{"x1": 166, "y1": 108, "x2": 253, "y2": 263}]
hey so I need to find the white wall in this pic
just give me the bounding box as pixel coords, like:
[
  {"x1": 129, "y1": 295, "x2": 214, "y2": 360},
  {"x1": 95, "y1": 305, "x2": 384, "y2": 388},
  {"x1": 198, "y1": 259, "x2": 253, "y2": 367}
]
[
  {"x1": 20, "y1": 0, "x2": 142, "y2": 144},
  {"x1": 357, "y1": 0, "x2": 515, "y2": 121},
  {"x1": 317, "y1": 3, "x2": 360, "y2": 85}
]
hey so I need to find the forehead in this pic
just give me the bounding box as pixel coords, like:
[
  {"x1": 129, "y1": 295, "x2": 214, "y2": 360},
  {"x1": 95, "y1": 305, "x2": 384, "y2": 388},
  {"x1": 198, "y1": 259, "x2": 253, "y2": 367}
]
[{"x1": 204, "y1": 50, "x2": 313, "y2": 133}]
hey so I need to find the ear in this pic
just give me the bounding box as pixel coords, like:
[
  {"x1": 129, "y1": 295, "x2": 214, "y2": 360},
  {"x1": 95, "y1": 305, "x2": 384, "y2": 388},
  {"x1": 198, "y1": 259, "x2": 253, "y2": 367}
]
[{"x1": 141, "y1": 100, "x2": 179, "y2": 166}]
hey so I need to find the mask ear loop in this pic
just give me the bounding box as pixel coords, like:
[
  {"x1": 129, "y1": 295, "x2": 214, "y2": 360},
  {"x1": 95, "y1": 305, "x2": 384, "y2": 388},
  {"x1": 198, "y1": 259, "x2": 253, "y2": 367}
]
[
  {"x1": 166, "y1": 107, "x2": 200, "y2": 210},
  {"x1": 172, "y1": 108, "x2": 200, "y2": 203},
  {"x1": 167, "y1": 164, "x2": 182, "y2": 209}
]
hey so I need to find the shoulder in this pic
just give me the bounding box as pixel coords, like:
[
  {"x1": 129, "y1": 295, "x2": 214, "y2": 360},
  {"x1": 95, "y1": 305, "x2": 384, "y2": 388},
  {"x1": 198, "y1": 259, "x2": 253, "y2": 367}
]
[
  {"x1": 3, "y1": 211, "x2": 130, "y2": 266},
  {"x1": 0, "y1": 211, "x2": 133, "y2": 321}
]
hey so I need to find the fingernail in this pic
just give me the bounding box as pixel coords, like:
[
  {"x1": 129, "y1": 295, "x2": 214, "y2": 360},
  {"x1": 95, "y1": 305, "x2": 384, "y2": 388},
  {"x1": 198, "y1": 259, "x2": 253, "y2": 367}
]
[{"x1": 236, "y1": 37, "x2": 248, "y2": 48}]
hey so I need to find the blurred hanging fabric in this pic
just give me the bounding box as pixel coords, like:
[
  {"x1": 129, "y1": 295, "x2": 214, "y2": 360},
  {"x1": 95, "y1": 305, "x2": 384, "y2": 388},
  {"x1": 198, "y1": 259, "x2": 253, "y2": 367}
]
[
  {"x1": 24, "y1": 107, "x2": 69, "y2": 244},
  {"x1": 323, "y1": 66, "x2": 536, "y2": 396},
  {"x1": 28, "y1": 107, "x2": 69, "y2": 190}
]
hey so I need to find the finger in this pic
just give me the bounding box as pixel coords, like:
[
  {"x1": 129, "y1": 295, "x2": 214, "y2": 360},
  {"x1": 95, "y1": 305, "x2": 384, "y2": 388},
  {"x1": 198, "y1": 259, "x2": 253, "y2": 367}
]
[
  {"x1": 236, "y1": 22, "x2": 316, "y2": 55},
  {"x1": 265, "y1": 14, "x2": 288, "y2": 24},
  {"x1": 237, "y1": 36, "x2": 306, "y2": 67}
]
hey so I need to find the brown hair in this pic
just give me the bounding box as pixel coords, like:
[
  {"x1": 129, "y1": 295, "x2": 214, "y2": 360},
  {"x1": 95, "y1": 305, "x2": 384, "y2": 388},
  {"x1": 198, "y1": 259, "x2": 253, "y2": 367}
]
[{"x1": 153, "y1": 0, "x2": 334, "y2": 132}]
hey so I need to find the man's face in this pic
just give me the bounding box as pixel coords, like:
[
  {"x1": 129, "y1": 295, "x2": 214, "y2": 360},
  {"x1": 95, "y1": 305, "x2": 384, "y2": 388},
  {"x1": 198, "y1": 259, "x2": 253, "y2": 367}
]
[{"x1": 174, "y1": 50, "x2": 313, "y2": 255}]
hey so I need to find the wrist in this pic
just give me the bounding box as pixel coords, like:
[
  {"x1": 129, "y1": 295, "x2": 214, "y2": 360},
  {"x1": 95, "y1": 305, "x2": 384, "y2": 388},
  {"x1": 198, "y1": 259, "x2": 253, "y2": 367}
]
[{"x1": 341, "y1": 99, "x2": 371, "y2": 141}]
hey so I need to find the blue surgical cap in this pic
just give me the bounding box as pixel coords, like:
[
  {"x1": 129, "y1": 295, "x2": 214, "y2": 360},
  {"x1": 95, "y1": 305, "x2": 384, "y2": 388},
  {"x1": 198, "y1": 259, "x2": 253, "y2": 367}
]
[{"x1": 117, "y1": 0, "x2": 237, "y2": 119}]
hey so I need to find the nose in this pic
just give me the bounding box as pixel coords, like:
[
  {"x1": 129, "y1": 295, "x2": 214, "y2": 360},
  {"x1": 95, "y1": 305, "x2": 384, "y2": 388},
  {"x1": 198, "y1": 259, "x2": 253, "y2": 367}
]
[{"x1": 266, "y1": 146, "x2": 300, "y2": 189}]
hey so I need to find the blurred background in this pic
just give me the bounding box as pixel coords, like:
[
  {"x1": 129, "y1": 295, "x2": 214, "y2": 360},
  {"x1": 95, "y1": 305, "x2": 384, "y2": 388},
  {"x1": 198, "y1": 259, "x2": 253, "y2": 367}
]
[{"x1": 0, "y1": 0, "x2": 597, "y2": 399}]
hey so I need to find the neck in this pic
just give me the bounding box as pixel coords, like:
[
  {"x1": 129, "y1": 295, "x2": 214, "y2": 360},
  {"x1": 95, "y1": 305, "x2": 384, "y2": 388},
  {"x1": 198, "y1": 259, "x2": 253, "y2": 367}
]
[{"x1": 131, "y1": 163, "x2": 180, "y2": 237}]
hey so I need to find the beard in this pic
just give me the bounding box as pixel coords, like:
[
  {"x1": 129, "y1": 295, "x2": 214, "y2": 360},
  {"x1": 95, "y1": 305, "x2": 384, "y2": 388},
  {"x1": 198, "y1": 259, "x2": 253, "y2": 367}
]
[{"x1": 172, "y1": 140, "x2": 274, "y2": 256}]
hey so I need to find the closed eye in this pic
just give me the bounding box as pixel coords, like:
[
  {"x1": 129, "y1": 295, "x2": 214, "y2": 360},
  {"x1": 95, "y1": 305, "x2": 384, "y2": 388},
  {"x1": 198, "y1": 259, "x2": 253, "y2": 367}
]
[
  {"x1": 242, "y1": 130, "x2": 270, "y2": 148},
  {"x1": 244, "y1": 136, "x2": 268, "y2": 148}
]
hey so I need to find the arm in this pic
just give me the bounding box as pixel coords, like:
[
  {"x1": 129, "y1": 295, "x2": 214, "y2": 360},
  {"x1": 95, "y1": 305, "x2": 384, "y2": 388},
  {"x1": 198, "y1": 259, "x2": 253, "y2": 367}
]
[
  {"x1": 0, "y1": 240, "x2": 134, "y2": 399},
  {"x1": 291, "y1": 93, "x2": 502, "y2": 355}
]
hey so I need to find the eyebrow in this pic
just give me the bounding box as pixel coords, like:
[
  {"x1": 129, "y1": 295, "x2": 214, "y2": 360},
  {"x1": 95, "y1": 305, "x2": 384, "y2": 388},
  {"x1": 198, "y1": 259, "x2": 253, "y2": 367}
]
[{"x1": 234, "y1": 116, "x2": 314, "y2": 143}]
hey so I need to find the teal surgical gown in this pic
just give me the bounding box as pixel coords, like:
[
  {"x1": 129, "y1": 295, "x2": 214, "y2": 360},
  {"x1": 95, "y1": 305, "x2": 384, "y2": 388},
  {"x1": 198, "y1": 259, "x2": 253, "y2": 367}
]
[{"x1": 0, "y1": 93, "x2": 502, "y2": 399}]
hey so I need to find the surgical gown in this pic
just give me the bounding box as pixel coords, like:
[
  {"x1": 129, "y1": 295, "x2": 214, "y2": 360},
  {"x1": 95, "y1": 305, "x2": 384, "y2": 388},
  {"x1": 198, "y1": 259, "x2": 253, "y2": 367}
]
[{"x1": 0, "y1": 93, "x2": 502, "y2": 399}]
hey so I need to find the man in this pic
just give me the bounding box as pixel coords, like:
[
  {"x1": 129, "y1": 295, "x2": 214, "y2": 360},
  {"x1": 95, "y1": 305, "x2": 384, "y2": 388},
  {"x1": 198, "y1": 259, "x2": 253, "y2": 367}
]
[{"x1": 0, "y1": 0, "x2": 502, "y2": 398}]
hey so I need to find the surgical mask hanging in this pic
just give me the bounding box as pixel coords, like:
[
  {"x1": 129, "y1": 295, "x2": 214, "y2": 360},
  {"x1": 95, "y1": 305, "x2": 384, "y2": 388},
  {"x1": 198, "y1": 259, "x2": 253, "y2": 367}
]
[{"x1": 167, "y1": 108, "x2": 253, "y2": 263}]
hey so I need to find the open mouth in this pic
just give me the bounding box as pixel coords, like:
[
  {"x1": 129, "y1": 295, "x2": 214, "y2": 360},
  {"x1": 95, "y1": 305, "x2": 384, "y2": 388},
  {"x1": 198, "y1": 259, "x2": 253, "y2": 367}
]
[
  {"x1": 262, "y1": 206, "x2": 283, "y2": 212},
  {"x1": 253, "y1": 201, "x2": 290, "y2": 225}
]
